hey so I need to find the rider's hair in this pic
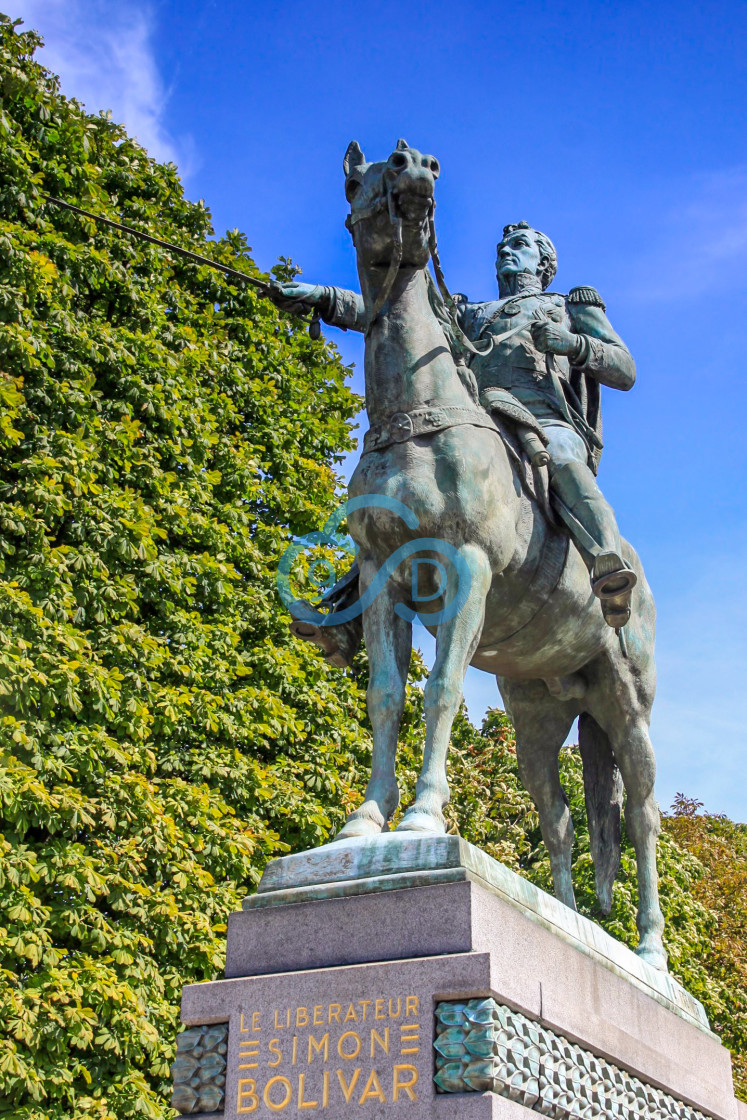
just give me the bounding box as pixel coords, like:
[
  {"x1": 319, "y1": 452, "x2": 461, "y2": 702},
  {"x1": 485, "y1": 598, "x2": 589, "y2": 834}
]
[{"x1": 499, "y1": 221, "x2": 558, "y2": 289}]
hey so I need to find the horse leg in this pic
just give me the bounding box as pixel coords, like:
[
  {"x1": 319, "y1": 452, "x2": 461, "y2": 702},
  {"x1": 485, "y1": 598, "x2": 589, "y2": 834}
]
[
  {"x1": 335, "y1": 558, "x2": 411, "y2": 840},
  {"x1": 397, "y1": 544, "x2": 492, "y2": 834},
  {"x1": 500, "y1": 679, "x2": 579, "y2": 910},
  {"x1": 605, "y1": 715, "x2": 666, "y2": 969}
]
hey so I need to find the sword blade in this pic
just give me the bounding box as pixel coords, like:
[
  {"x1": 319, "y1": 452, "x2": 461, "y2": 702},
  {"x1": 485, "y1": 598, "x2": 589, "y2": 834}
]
[{"x1": 43, "y1": 194, "x2": 275, "y2": 293}]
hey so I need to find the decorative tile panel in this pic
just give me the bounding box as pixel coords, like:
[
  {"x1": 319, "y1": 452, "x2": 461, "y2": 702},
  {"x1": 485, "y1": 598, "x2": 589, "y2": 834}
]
[
  {"x1": 434, "y1": 999, "x2": 710, "y2": 1120},
  {"x1": 172, "y1": 1022, "x2": 228, "y2": 1115}
]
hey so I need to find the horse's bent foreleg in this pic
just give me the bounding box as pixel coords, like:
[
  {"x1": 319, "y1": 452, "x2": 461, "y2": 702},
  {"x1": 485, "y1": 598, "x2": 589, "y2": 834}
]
[
  {"x1": 500, "y1": 679, "x2": 579, "y2": 910},
  {"x1": 335, "y1": 558, "x2": 411, "y2": 840},
  {"x1": 397, "y1": 545, "x2": 492, "y2": 834},
  {"x1": 608, "y1": 719, "x2": 666, "y2": 969}
]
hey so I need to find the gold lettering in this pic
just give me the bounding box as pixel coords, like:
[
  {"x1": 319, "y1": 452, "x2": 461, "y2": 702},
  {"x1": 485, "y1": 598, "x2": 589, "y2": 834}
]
[
  {"x1": 337, "y1": 1031, "x2": 362, "y2": 1060},
  {"x1": 405, "y1": 996, "x2": 419, "y2": 1017},
  {"x1": 322, "y1": 1070, "x2": 330, "y2": 1108},
  {"x1": 370, "y1": 1027, "x2": 389, "y2": 1057},
  {"x1": 400, "y1": 1025, "x2": 420, "y2": 1054},
  {"x1": 263, "y1": 1076, "x2": 293, "y2": 1112},
  {"x1": 298, "y1": 1073, "x2": 318, "y2": 1110},
  {"x1": 336, "y1": 1068, "x2": 361, "y2": 1103},
  {"x1": 292, "y1": 1035, "x2": 298, "y2": 1065},
  {"x1": 313, "y1": 1005, "x2": 324, "y2": 1026},
  {"x1": 308, "y1": 1033, "x2": 329, "y2": 1064},
  {"x1": 393, "y1": 1064, "x2": 419, "y2": 1102},
  {"x1": 374, "y1": 998, "x2": 386, "y2": 1020},
  {"x1": 237, "y1": 1078, "x2": 259, "y2": 1113},
  {"x1": 388, "y1": 998, "x2": 402, "y2": 1018},
  {"x1": 296, "y1": 1007, "x2": 309, "y2": 1028},
  {"x1": 240, "y1": 1011, "x2": 260, "y2": 1032},
  {"x1": 328, "y1": 1003, "x2": 341, "y2": 1024},
  {"x1": 358, "y1": 999, "x2": 371, "y2": 1021},
  {"x1": 359, "y1": 1069, "x2": 386, "y2": 1104},
  {"x1": 275, "y1": 1009, "x2": 289, "y2": 1030},
  {"x1": 238, "y1": 1041, "x2": 260, "y2": 1069},
  {"x1": 268, "y1": 1039, "x2": 283, "y2": 1067},
  {"x1": 343, "y1": 1003, "x2": 358, "y2": 1023}
]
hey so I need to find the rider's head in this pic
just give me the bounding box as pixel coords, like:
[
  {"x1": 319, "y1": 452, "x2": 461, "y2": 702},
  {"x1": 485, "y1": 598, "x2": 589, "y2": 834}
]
[{"x1": 496, "y1": 222, "x2": 557, "y2": 290}]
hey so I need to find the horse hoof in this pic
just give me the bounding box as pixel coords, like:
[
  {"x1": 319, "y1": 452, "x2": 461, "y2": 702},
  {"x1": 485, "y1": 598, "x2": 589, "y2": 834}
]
[
  {"x1": 635, "y1": 943, "x2": 668, "y2": 972},
  {"x1": 333, "y1": 804, "x2": 386, "y2": 841},
  {"x1": 395, "y1": 809, "x2": 446, "y2": 835}
]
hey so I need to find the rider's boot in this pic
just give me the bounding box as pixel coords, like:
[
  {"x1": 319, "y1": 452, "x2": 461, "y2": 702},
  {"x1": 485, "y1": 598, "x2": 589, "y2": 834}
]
[
  {"x1": 550, "y1": 461, "x2": 637, "y2": 629},
  {"x1": 288, "y1": 564, "x2": 364, "y2": 668}
]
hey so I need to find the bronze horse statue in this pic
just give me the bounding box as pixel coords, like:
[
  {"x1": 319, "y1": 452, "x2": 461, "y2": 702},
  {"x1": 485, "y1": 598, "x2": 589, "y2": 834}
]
[{"x1": 282, "y1": 141, "x2": 665, "y2": 971}]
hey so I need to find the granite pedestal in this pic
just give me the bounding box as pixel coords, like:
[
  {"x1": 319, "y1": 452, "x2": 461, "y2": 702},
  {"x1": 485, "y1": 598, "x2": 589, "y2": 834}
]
[{"x1": 174, "y1": 834, "x2": 745, "y2": 1120}]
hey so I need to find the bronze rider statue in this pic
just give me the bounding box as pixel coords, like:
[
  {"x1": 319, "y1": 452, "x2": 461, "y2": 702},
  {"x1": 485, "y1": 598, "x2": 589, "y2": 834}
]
[{"x1": 271, "y1": 221, "x2": 637, "y2": 666}]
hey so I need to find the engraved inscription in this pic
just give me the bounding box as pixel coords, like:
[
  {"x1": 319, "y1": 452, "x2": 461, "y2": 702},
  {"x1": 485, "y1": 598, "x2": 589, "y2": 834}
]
[{"x1": 236, "y1": 996, "x2": 420, "y2": 1112}]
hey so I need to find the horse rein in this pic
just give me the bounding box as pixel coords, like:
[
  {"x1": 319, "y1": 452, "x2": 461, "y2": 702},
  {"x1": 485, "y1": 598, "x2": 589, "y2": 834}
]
[{"x1": 346, "y1": 179, "x2": 492, "y2": 354}]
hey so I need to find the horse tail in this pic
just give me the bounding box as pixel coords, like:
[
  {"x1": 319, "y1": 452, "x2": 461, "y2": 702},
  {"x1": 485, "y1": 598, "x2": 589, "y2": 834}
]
[{"x1": 578, "y1": 713, "x2": 623, "y2": 914}]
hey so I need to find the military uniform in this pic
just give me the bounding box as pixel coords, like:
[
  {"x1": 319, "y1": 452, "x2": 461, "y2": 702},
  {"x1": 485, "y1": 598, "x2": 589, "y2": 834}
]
[
  {"x1": 454, "y1": 281, "x2": 637, "y2": 627},
  {"x1": 458, "y1": 283, "x2": 635, "y2": 473},
  {"x1": 307, "y1": 277, "x2": 637, "y2": 638}
]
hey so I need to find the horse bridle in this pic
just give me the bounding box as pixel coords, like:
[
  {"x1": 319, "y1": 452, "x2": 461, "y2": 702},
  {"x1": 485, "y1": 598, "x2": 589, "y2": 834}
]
[{"x1": 346, "y1": 178, "x2": 493, "y2": 356}]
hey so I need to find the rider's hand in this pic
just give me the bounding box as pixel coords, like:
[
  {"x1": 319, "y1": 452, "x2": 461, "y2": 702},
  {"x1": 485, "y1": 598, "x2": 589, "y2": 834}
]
[
  {"x1": 530, "y1": 319, "x2": 579, "y2": 357},
  {"x1": 270, "y1": 281, "x2": 324, "y2": 312}
]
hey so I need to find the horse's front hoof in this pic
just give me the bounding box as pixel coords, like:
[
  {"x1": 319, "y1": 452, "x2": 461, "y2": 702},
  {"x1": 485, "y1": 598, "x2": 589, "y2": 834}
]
[
  {"x1": 635, "y1": 941, "x2": 668, "y2": 972},
  {"x1": 333, "y1": 803, "x2": 386, "y2": 841},
  {"x1": 395, "y1": 808, "x2": 446, "y2": 835}
]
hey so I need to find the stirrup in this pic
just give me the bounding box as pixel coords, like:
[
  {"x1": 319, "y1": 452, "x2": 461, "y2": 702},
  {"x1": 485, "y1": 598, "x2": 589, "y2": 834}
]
[
  {"x1": 288, "y1": 606, "x2": 349, "y2": 668},
  {"x1": 288, "y1": 602, "x2": 361, "y2": 669},
  {"x1": 591, "y1": 553, "x2": 637, "y2": 600}
]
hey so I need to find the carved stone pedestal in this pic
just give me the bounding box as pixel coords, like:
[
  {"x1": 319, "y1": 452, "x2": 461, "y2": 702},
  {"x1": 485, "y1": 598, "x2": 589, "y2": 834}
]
[{"x1": 173, "y1": 834, "x2": 745, "y2": 1120}]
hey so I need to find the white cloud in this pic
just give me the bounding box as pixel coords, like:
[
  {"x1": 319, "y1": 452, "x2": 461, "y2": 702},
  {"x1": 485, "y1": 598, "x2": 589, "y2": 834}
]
[
  {"x1": 629, "y1": 166, "x2": 747, "y2": 301},
  {"x1": 13, "y1": 0, "x2": 194, "y2": 172}
]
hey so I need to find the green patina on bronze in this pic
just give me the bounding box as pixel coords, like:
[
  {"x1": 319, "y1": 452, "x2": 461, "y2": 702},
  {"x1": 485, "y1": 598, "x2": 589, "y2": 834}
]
[
  {"x1": 171, "y1": 1022, "x2": 228, "y2": 1115},
  {"x1": 270, "y1": 142, "x2": 665, "y2": 972},
  {"x1": 433, "y1": 998, "x2": 712, "y2": 1118}
]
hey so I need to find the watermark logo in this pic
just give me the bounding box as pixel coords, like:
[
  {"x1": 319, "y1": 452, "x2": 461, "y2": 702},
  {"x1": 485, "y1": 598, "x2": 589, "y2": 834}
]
[{"x1": 277, "y1": 496, "x2": 471, "y2": 626}]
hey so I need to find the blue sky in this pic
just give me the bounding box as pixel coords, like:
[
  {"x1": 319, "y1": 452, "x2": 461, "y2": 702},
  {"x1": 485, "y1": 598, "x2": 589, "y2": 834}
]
[{"x1": 13, "y1": 0, "x2": 747, "y2": 820}]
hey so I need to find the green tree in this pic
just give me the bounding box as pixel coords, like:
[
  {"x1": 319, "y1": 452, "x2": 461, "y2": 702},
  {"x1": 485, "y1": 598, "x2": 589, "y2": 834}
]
[
  {"x1": 0, "y1": 14, "x2": 373, "y2": 1118},
  {"x1": 0, "y1": 13, "x2": 745, "y2": 1119}
]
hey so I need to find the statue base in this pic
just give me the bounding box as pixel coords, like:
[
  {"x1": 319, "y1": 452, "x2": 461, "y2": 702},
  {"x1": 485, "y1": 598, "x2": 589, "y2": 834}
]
[{"x1": 173, "y1": 835, "x2": 745, "y2": 1120}]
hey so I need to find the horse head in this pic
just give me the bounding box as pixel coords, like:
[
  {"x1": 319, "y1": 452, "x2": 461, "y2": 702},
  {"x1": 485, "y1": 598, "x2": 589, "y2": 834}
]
[{"x1": 343, "y1": 138, "x2": 440, "y2": 273}]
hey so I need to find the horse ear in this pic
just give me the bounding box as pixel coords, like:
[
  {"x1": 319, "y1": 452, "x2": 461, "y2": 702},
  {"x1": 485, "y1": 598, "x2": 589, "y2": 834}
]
[
  {"x1": 343, "y1": 141, "x2": 365, "y2": 177},
  {"x1": 396, "y1": 138, "x2": 409, "y2": 151}
]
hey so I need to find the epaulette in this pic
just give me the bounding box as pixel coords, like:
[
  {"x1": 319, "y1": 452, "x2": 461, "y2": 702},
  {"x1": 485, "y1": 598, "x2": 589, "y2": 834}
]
[{"x1": 567, "y1": 285, "x2": 606, "y2": 311}]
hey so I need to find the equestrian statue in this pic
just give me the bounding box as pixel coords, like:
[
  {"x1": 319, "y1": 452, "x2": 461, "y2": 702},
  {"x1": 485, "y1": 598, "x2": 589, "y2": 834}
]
[{"x1": 269, "y1": 140, "x2": 666, "y2": 971}]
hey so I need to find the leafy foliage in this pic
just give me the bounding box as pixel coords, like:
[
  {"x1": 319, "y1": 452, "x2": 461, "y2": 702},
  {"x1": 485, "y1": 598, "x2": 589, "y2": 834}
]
[
  {"x1": 0, "y1": 14, "x2": 372, "y2": 1118},
  {"x1": 664, "y1": 796, "x2": 747, "y2": 1098},
  {"x1": 0, "y1": 13, "x2": 744, "y2": 1119}
]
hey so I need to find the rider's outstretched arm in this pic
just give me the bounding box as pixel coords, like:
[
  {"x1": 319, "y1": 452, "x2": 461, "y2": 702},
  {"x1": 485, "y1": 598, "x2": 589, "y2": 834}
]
[
  {"x1": 269, "y1": 282, "x2": 366, "y2": 333},
  {"x1": 320, "y1": 287, "x2": 366, "y2": 333}
]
